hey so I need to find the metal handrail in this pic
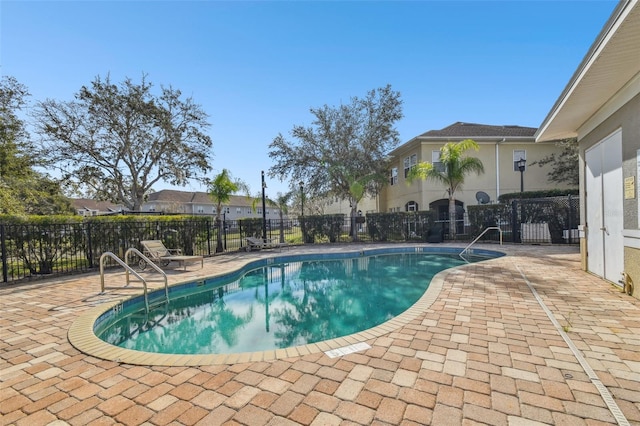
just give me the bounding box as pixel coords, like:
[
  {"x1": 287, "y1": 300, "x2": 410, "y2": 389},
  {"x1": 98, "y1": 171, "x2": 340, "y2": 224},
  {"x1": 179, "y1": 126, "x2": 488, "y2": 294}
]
[
  {"x1": 125, "y1": 248, "x2": 169, "y2": 304},
  {"x1": 460, "y1": 226, "x2": 503, "y2": 259},
  {"x1": 99, "y1": 252, "x2": 149, "y2": 312}
]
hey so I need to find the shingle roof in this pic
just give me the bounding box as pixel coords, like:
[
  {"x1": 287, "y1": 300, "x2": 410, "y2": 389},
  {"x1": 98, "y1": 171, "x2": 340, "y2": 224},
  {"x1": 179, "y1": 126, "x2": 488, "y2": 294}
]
[
  {"x1": 147, "y1": 190, "x2": 195, "y2": 203},
  {"x1": 419, "y1": 122, "x2": 537, "y2": 138},
  {"x1": 147, "y1": 190, "x2": 254, "y2": 207}
]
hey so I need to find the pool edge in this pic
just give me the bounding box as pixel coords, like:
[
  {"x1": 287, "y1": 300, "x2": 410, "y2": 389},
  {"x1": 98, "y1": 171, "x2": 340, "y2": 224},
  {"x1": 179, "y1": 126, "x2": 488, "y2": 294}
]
[{"x1": 68, "y1": 246, "x2": 505, "y2": 366}]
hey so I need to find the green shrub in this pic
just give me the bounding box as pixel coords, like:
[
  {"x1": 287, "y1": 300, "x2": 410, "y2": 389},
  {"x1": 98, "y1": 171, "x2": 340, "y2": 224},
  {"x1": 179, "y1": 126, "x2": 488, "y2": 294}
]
[
  {"x1": 300, "y1": 214, "x2": 345, "y2": 243},
  {"x1": 498, "y1": 189, "x2": 578, "y2": 203},
  {"x1": 366, "y1": 211, "x2": 435, "y2": 242},
  {"x1": 0, "y1": 215, "x2": 85, "y2": 274}
]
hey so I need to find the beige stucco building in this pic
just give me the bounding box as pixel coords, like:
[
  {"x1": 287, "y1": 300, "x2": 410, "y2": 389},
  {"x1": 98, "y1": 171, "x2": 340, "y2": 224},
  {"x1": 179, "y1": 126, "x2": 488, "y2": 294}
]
[
  {"x1": 380, "y1": 122, "x2": 573, "y2": 217},
  {"x1": 536, "y1": 0, "x2": 639, "y2": 298},
  {"x1": 324, "y1": 122, "x2": 572, "y2": 218},
  {"x1": 143, "y1": 190, "x2": 285, "y2": 220}
]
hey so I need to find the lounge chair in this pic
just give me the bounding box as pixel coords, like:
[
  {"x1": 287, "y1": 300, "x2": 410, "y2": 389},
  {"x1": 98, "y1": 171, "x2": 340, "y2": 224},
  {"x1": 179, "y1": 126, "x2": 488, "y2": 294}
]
[
  {"x1": 139, "y1": 240, "x2": 203, "y2": 271},
  {"x1": 245, "y1": 237, "x2": 287, "y2": 252}
]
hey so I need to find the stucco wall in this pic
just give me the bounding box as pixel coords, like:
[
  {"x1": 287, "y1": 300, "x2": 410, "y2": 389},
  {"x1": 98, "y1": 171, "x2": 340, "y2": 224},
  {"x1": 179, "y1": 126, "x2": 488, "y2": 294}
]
[
  {"x1": 624, "y1": 247, "x2": 640, "y2": 299},
  {"x1": 579, "y1": 93, "x2": 640, "y2": 229},
  {"x1": 321, "y1": 196, "x2": 379, "y2": 216},
  {"x1": 382, "y1": 140, "x2": 571, "y2": 213}
]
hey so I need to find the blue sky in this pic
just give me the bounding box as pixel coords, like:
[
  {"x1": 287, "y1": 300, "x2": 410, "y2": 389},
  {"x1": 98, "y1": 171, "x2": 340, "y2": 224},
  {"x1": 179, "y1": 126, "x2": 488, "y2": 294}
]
[{"x1": 1, "y1": 1, "x2": 617, "y2": 198}]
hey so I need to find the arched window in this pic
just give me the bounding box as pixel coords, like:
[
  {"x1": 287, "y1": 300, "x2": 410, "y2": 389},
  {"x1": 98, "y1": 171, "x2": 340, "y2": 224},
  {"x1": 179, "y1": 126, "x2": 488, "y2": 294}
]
[{"x1": 405, "y1": 201, "x2": 418, "y2": 212}]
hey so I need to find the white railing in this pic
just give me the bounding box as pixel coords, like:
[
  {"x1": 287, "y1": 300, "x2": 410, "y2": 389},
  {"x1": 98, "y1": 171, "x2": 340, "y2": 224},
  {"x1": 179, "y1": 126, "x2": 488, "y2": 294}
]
[{"x1": 459, "y1": 226, "x2": 503, "y2": 259}]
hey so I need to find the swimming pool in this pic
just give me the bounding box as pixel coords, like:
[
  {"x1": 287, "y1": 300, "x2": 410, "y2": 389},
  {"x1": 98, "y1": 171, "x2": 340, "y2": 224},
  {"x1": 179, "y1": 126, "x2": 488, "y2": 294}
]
[{"x1": 70, "y1": 246, "x2": 504, "y2": 365}]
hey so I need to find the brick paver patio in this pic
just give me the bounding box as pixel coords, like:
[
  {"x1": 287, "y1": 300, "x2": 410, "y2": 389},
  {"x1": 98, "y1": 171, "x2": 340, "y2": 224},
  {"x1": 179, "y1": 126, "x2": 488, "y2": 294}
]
[{"x1": 1, "y1": 243, "x2": 639, "y2": 425}]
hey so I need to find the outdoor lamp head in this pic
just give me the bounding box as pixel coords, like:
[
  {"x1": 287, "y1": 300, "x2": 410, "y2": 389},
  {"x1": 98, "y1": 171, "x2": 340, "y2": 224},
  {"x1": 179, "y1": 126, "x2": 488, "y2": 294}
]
[{"x1": 517, "y1": 158, "x2": 526, "y2": 171}]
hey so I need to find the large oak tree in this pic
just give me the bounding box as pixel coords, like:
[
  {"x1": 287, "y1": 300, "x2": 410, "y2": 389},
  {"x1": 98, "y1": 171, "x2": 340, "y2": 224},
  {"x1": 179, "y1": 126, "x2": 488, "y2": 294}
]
[
  {"x1": 268, "y1": 85, "x2": 403, "y2": 240},
  {"x1": 33, "y1": 75, "x2": 213, "y2": 210}
]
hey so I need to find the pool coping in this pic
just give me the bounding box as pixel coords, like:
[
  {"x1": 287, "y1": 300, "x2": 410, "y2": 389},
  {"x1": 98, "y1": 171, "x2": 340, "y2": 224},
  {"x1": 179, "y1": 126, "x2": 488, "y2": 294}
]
[{"x1": 68, "y1": 246, "x2": 505, "y2": 366}]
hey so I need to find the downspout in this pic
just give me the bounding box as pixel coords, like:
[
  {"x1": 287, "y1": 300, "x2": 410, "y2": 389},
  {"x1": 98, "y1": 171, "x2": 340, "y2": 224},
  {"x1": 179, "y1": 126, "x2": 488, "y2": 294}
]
[{"x1": 496, "y1": 139, "x2": 505, "y2": 200}]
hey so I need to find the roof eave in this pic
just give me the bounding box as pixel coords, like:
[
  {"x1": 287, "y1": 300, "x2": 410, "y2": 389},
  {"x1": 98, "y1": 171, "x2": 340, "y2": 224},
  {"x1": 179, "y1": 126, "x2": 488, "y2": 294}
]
[
  {"x1": 536, "y1": 0, "x2": 638, "y2": 142},
  {"x1": 416, "y1": 136, "x2": 535, "y2": 141}
]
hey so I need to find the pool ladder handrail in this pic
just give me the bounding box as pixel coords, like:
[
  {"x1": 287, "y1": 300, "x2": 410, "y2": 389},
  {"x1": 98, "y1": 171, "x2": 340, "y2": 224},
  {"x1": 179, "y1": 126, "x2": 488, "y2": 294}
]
[
  {"x1": 99, "y1": 250, "x2": 169, "y2": 313},
  {"x1": 124, "y1": 248, "x2": 169, "y2": 306},
  {"x1": 460, "y1": 226, "x2": 503, "y2": 259},
  {"x1": 100, "y1": 251, "x2": 150, "y2": 312}
]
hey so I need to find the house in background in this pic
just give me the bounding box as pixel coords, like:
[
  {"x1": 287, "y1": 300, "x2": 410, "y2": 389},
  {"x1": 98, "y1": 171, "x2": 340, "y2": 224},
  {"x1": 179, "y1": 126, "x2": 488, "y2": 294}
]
[
  {"x1": 71, "y1": 199, "x2": 127, "y2": 216},
  {"x1": 142, "y1": 190, "x2": 285, "y2": 220},
  {"x1": 378, "y1": 122, "x2": 573, "y2": 217},
  {"x1": 536, "y1": 0, "x2": 639, "y2": 296},
  {"x1": 323, "y1": 122, "x2": 571, "y2": 218}
]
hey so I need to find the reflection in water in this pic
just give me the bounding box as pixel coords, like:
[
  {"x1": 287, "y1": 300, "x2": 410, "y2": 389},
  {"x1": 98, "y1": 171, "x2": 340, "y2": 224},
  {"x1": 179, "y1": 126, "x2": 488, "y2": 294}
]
[{"x1": 97, "y1": 253, "x2": 467, "y2": 355}]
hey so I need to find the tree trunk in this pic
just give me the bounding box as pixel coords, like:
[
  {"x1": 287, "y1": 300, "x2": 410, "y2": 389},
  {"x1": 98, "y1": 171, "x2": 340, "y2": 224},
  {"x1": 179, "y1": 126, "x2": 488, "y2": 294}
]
[
  {"x1": 216, "y1": 215, "x2": 223, "y2": 253},
  {"x1": 448, "y1": 197, "x2": 456, "y2": 238},
  {"x1": 351, "y1": 203, "x2": 359, "y2": 242}
]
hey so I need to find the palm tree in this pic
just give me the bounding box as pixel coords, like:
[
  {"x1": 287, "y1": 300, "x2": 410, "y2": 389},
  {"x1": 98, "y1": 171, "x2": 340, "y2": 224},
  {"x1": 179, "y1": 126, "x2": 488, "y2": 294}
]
[
  {"x1": 273, "y1": 192, "x2": 292, "y2": 243},
  {"x1": 207, "y1": 169, "x2": 249, "y2": 252},
  {"x1": 408, "y1": 139, "x2": 484, "y2": 238}
]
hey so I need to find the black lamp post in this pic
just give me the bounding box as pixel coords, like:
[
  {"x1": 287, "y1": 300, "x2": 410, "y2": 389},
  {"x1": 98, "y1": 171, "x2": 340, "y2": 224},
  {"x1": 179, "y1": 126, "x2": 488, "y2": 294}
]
[
  {"x1": 516, "y1": 158, "x2": 526, "y2": 244},
  {"x1": 299, "y1": 181, "x2": 305, "y2": 243},
  {"x1": 261, "y1": 171, "x2": 267, "y2": 241},
  {"x1": 517, "y1": 158, "x2": 526, "y2": 193}
]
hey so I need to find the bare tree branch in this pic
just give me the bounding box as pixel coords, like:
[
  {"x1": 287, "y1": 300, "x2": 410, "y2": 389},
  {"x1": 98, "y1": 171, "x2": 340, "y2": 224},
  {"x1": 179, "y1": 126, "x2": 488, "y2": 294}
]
[{"x1": 32, "y1": 74, "x2": 213, "y2": 210}]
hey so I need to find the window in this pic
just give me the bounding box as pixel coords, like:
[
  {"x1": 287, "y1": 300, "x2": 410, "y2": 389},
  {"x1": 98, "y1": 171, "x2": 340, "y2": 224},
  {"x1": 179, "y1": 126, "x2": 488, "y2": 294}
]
[
  {"x1": 212, "y1": 207, "x2": 217, "y2": 214},
  {"x1": 404, "y1": 154, "x2": 417, "y2": 178},
  {"x1": 513, "y1": 150, "x2": 526, "y2": 171},
  {"x1": 247, "y1": 209, "x2": 252, "y2": 214},
  {"x1": 390, "y1": 167, "x2": 398, "y2": 185},
  {"x1": 236, "y1": 208, "x2": 242, "y2": 214},
  {"x1": 196, "y1": 205, "x2": 204, "y2": 213},
  {"x1": 432, "y1": 150, "x2": 445, "y2": 172},
  {"x1": 405, "y1": 201, "x2": 418, "y2": 212},
  {"x1": 148, "y1": 204, "x2": 155, "y2": 212},
  {"x1": 224, "y1": 207, "x2": 230, "y2": 214},
  {"x1": 257, "y1": 208, "x2": 262, "y2": 214}
]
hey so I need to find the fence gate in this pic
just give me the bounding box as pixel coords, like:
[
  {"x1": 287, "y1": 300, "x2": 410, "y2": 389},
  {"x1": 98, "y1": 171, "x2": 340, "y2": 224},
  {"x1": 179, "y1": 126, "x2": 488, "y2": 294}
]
[{"x1": 511, "y1": 196, "x2": 578, "y2": 244}]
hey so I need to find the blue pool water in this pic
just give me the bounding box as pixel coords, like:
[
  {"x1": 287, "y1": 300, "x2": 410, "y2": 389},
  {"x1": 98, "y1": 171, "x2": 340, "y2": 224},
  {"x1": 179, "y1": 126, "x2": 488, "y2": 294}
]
[{"x1": 95, "y1": 249, "x2": 501, "y2": 355}]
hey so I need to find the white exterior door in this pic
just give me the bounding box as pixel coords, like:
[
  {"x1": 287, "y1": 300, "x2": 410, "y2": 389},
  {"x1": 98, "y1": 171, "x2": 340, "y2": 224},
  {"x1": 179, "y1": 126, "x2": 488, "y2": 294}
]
[{"x1": 585, "y1": 130, "x2": 624, "y2": 284}]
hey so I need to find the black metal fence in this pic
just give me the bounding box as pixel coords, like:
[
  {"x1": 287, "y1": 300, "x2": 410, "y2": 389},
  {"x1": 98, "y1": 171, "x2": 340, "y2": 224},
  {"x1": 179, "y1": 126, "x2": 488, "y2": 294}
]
[
  {"x1": 464, "y1": 195, "x2": 579, "y2": 244},
  {"x1": 0, "y1": 196, "x2": 578, "y2": 284}
]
